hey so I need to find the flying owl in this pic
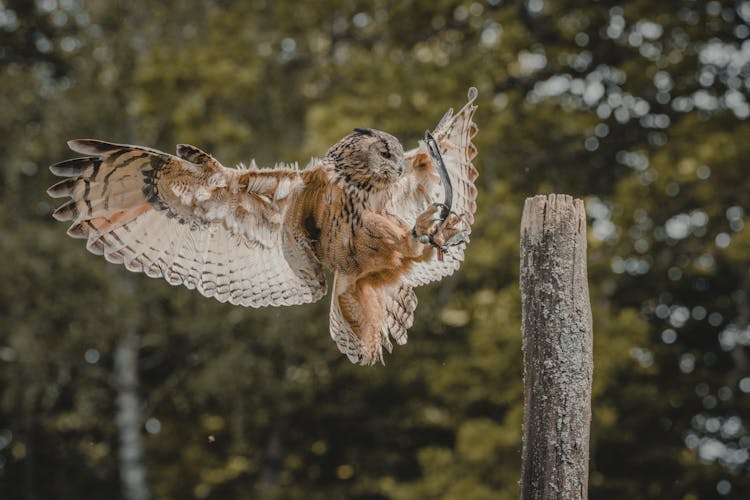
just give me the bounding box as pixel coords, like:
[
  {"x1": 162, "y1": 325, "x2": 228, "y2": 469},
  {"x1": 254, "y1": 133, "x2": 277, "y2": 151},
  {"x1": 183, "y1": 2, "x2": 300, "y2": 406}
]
[{"x1": 48, "y1": 88, "x2": 479, "y2": 365}]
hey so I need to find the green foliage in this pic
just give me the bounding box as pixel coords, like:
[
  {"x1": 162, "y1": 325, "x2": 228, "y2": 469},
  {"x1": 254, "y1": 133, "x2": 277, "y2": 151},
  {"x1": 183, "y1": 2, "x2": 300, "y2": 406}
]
[{"x1": 1, "y1": 0, "x2": 749, "y2": 499}]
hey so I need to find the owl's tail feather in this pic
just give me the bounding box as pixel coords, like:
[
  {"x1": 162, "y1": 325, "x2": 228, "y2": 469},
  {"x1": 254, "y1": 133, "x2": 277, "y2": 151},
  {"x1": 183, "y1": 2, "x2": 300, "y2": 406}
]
[{"x1": 329, "y1": 272, "x2": 417, "y2": 366}]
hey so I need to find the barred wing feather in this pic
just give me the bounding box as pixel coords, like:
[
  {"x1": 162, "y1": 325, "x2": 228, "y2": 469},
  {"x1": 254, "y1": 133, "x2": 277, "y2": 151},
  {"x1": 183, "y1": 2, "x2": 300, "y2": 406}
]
[
  {"x1": 47, "y1": 140, "x2": 326, "y2": 307},
  {"x1": 388, "y1": 87, "x2": 479, "y2": 286}
]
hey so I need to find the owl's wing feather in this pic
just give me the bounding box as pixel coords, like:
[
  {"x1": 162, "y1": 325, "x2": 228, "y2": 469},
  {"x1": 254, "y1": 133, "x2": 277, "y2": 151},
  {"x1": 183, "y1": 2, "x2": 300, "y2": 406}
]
[
  {"x1": 388, "y1": 88, "x2": 479, "y2": 287},
  {"x1": 48, "y1": 140, "x2": 326, "y2": 307}
]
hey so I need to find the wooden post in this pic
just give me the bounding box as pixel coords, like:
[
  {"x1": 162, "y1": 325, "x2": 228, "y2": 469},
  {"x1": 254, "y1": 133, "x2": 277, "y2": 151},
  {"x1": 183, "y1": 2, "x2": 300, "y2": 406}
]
[{"x1": 519, "y1": 194, "x2": 593, "y2": 499}]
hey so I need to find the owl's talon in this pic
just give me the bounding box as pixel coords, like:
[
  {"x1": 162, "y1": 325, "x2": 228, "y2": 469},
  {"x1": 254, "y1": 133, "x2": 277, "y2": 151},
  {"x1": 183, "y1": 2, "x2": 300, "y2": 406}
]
[
  {"x1": 443, "y1": 231, "x2": 467, "y2": 248},
  {"x1": 412, "y1": 205, "x2": 467, "y2": 255}
]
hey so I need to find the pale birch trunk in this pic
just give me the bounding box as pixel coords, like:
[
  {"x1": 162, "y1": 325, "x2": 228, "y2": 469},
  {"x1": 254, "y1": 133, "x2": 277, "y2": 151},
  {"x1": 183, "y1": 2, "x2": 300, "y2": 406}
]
[{"x1": 115, "y1": 328, "x2": 150, "y2": 500}]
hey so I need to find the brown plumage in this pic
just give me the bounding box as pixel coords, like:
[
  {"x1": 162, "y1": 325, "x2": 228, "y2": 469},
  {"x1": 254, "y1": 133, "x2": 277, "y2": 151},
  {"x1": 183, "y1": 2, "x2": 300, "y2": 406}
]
[{"x1": 48, "y1": 88, "x2": 479, "y2": 365}]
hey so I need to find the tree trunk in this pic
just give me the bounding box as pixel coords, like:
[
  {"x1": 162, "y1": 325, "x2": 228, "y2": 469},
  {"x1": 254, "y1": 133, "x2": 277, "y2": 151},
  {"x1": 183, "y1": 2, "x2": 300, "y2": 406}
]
[
  {"x1": 115, "y1": 328, "x2": 150, "y2": 500},
  {"x1": 519, "y1": 194, "x2": 593, "y2": 500}
]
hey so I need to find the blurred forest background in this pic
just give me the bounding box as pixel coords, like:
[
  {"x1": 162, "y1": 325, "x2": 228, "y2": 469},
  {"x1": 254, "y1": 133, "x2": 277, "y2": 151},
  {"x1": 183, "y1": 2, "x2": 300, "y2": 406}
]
[{"x1": 1, "y1": 0, "x2": 749, "y2": 498}]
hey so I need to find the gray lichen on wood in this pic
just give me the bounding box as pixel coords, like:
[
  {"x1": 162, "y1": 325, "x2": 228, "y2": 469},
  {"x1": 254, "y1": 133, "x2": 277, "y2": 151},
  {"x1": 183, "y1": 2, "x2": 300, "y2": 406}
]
[{"x1": 519, "y1": 194, "x2": 593, "y2": 500}]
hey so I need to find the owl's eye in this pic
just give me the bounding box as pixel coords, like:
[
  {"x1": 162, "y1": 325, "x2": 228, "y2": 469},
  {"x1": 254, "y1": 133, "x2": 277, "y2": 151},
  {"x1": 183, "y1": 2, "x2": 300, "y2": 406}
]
[{"x1": 380, "y1": 151, "x2": 392, "y2": 159}]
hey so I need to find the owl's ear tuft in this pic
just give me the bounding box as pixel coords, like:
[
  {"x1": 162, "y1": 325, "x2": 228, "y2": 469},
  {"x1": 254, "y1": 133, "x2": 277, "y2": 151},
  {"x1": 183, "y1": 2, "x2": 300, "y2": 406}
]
[{"x1": 353, "y1": 128, "x2": 374, "y2": 136}]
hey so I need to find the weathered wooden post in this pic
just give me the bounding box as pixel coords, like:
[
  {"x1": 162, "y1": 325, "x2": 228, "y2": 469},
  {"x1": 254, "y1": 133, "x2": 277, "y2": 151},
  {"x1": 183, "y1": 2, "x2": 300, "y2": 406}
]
[{"x1": 519, "y1": 194, "x2": 593, "y2": 499}]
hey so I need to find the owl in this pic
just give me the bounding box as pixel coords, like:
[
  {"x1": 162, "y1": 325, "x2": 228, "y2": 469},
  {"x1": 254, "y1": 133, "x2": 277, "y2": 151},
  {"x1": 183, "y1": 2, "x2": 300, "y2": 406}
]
[{"x1": 48, "y1": 88, "x2": 479, "y2": 365}]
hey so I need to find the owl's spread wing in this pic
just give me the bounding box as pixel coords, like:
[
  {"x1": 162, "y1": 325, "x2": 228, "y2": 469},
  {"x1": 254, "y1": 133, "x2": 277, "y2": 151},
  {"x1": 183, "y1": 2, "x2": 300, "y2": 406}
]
[
  {"x1": 329, "y1": 272, "x2": 417, "y2": 365},
  {"x1": 48, "y1": 140, "x2": 326, "y2": 307},
  {"x1": 387, "y1": 87, "x2": 479, "y2": 286}
]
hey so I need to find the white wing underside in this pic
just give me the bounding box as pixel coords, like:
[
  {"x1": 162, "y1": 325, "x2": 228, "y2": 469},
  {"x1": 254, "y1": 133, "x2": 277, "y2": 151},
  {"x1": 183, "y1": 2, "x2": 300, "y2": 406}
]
[{"x1": 102, "y1": 209, "x2": 323, "y2": 307}]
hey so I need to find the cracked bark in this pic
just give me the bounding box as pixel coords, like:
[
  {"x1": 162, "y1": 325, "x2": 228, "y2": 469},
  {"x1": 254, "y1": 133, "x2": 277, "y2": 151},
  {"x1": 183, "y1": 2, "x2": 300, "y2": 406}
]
[{"x1": 519, "y1": 194, "x2": 593, "y2": 500}]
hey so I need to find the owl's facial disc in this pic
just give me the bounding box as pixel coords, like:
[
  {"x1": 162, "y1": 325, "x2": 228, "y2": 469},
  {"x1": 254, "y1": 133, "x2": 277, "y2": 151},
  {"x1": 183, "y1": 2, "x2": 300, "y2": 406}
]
[{"x1": 368, "y1": 133, "x2": 405, "y2": 186}]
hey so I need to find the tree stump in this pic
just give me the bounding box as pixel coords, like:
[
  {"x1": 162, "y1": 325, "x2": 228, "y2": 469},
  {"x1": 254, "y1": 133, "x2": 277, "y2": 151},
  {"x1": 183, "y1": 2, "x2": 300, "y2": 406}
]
[{"x1": 519, "y1": 194, "x2": 593, "y2": 499}]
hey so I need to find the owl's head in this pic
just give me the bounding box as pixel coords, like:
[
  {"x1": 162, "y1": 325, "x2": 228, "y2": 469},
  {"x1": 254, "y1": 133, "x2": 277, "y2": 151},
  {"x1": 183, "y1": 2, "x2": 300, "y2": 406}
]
[{"x1": 326, "y1": 128, "x2": 405, "y2": 190}]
